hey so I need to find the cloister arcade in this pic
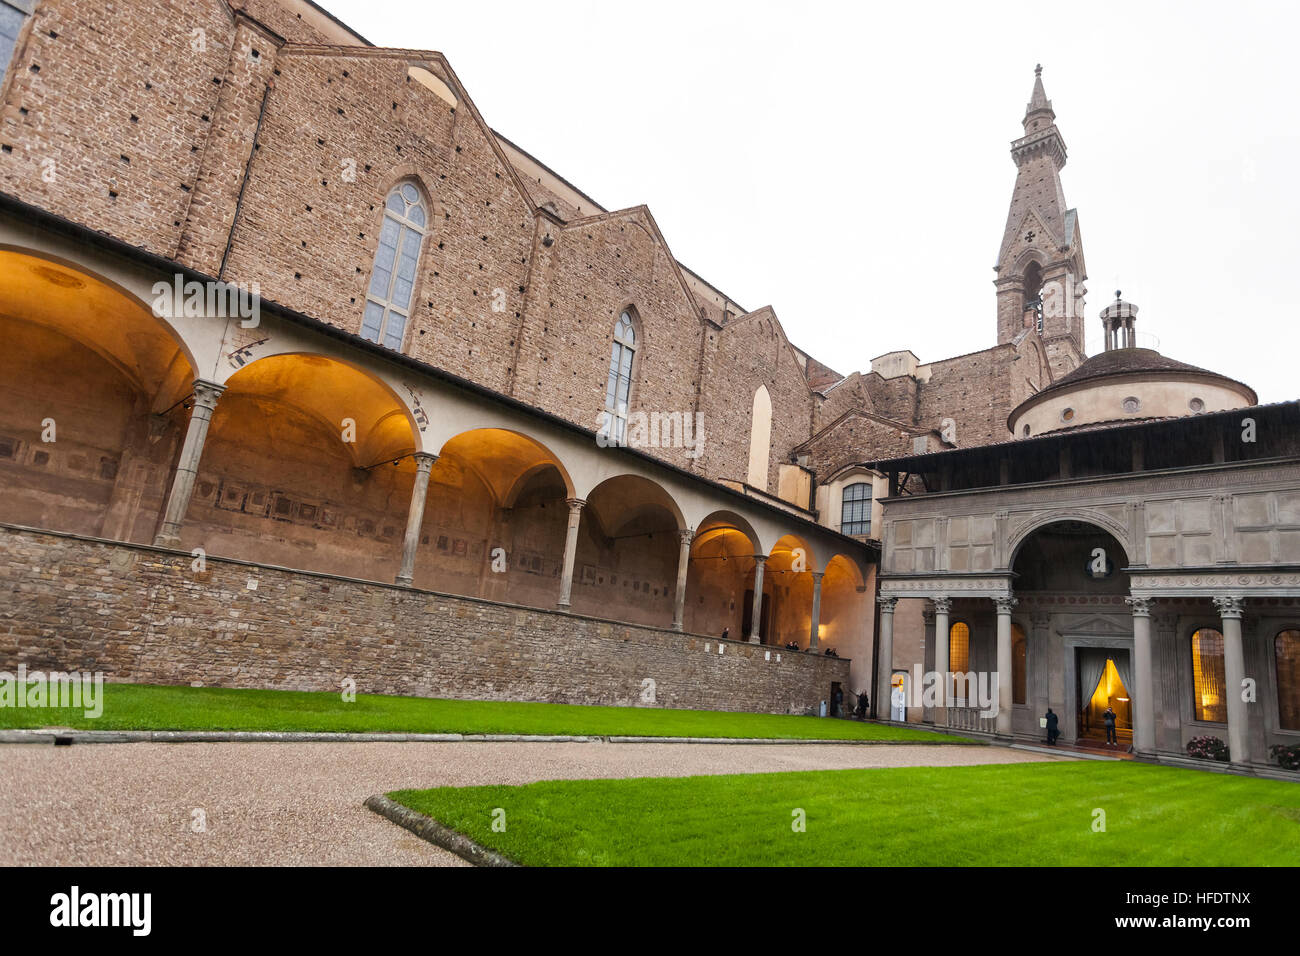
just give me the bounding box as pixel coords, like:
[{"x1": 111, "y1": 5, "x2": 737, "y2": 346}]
[{"x1": 0, "y1": 239, "x2": 871, "y2": 662}]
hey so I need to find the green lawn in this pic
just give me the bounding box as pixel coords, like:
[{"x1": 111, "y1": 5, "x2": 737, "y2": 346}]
[
  {"x1": 390, "y1": 761, "x2": 1300, "y2": 866},
  {"x1": 0, "y1": 682, "x2": 965, "y2": 741}
]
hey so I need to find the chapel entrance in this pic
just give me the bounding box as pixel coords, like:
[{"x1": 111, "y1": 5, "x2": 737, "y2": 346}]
[{"x1": 1076, "y1": 651, "x2": 1133, "y2": 744}]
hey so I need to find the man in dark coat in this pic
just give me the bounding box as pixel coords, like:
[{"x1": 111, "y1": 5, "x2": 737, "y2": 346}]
[
  {"x1": 1045, "y1": 708, "x2": 1060, "y2": 745},
  {"x1": 1103, "y1": 706, "x2": 1118, "y2": 746}
]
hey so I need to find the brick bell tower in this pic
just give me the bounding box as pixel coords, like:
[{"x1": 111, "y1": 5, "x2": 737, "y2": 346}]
[{"x1": 994, "y1": 65, "x2": 1087, "y2": 378}]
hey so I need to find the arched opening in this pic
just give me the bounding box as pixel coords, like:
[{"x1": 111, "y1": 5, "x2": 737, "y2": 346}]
[
  {"x1": 184, "y1": 353, "x2": 419, "y2": 578},
  {"x1": 684, "y1": 510, "x2": 760, "y2": 640},
  {"x1": 0, "y1": 249, "x2": 195, "y2": 542},
  {"x1": 434, "y1": 427, "x2": 573, "y2": 605},
  {"x1": 1023, "y1": 260, "x2": 1044, "y2": 333},
  {"x1": 818, "y1": 553, "x2": 867, "y2": 657},
  {"x1": 764, "y1": 533, "x2": 816, "y2": 647},
  {"x1": 569, "y1": 474, "x2": 684, "y2": 628},
  {"x1": 746, "y1": 385, "x2": 772, "y2": 490},
  {"x1": 1012, "y1": 519, "x2": 1134, "y2": 743}
]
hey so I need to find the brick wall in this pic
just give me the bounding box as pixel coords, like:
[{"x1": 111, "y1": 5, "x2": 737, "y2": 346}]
[{"x1": 0, "y1": 524, "x2": 850, "y2": 714}]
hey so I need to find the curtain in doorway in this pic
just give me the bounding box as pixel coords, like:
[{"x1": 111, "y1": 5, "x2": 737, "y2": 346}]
[
  {"x1": 1111, "y1": 650, "x2": 1133, "y2": 705},
  {"x1": 1077, "y1": 648, "x2": 1110, "y2": 707}
]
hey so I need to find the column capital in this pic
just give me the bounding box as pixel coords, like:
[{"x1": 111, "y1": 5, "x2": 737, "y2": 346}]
[
  {"x1": 191, "y1": 379, "x2": 226, "y2": 409},
  {"x1": 931, "y1": 596, "x2": 952, "y2": 614},
  {"x1": 809, "y1": 569, "x2": 824, "y2": 580},
  {"x1": 994, "y1": 596, "x2": 1018, "y2": 614},
  {"x1": 1029, "y1": 610, "x2": 1051, "y2": 628},
  {"x1": 878, "y1": 596, "x2": 898, "y2": 614},
  {"x1": 753, "y1": 553, "x2": 768, "y2": 566},
  {"x1": 678, "y1": 527, "x2": 695, "y2": 545},
  {"x1": 411, "y1": 452, "x2": 438, "y2": 472},
  {"x1": 565, "y1": 497, "x2": 586, "y2": 513},
  {"x1": 1125, "y1": 595, "x2": 1152, "y2": 617},
  {"x1": 1213, "y1": 595, "x2": 1245, "y2": 620},
  {"x1": 921, "y1": 605, "x2": 935, "y2": 625}
]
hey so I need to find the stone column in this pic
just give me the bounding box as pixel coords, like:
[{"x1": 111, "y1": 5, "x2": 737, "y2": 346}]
[
  {"x1": 556, "y1": 497, "x2": 586, "y2": 608},
  {"x1": 1213, "y1": 595, "x2": 1250, "y2": 765},
  {"x1": 876, "y1": 597, "x2": 897, "y2": 720},
  {"x1": 932, "y1": 597, "x2": 951, "y2": 714},
  {"x1": 672, "y1": 528, "x2": 694, "y2": 632},
  {"x1": 748, "y1": 555, "x2": 767, "y2": 643},
  {"x1": 395, "y1": 453, "x2": 437, "y2": 586},
  {"x1": 994, "y1": 596, "x2": 1017, "y2": 736},
  {"x1": 1125, "y1": 595, "x2": 1156, "y2": 755},
  {"x1": 807, "y1": 570, "x2": 824, "y2": 651},
  {"x1": 154, "y1": 380, "x2": 225, "y2": 548}
]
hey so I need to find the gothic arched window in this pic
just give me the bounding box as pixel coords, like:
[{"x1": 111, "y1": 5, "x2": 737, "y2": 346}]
[
  {"x1": 1276, "y1": 629, "x2": 1300, "y2": 731},
  {"x1": 0, "y1": 1, "x2": 30, "y2": 83},
  {"x1": 604, "y1": 310, "x2": 636, "y2": 444},
  {"x1": 362, "y1": 181, "x2": 426, "y2": 350},
  {"x1": 841, "y1": 482, "x2": 871, "y2": 536},
  {"x1": 1191, "y1": 627, "x2": 1226, "y2": 723},
  {"x1": 1024, "y1": 261, "x2": 1044, "y2": 333}
]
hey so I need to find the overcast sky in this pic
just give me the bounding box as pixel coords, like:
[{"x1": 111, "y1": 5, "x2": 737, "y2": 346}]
[{"x1": 323, "y1": 0, "x2": 1298, "y2": 403}]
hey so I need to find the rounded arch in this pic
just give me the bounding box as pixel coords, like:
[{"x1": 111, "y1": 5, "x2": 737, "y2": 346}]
[
  {"x1": 693, "y1": 509, "x2": 761, "y2": 554},
  {"x1": 223, "y1": 352, "x2": 421, "y2": 466},
  {"x1": 436, "y1": 427, "x2": 576, "y2": 504},
  {"x1": 583, "y1": 473, "x2": 685, "y2": 533},
  {"x1": 0, "y1": 245, "x2": 198, "y2": 405},
  {"x1": 820, "y1": 550, "x2": 866, "y2": 582},
  {"x1": 768, "y1": 532, "x2": 816, "y2": 573},
  {"x1": 1007, "y1": 510, "x2": 1134, "y2": 569}
]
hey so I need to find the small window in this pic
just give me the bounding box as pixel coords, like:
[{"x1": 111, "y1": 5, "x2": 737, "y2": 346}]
[
  {"x1": 949, "y1": 622, "x2": 971, "y2": 705},
  {"x1": 0, "y1": 1, "x2": 30, "y2": 82},
  {"x1": 1012, "y1": 623, "x2": 1027, "y2": 705},
  {"x1": 1122, "y1": 396, "x2": 1141, "y2": 414},
  {"x1": 362, "y1": 181, "x2": 426, "y2": 350},
  {"x1": 604, "y1": 311, "x2": 636, "y2": 444},
  {"x1": 1060, "y1": 407, "x2": 1076, "y2": 424},
  {"x1": 1191, "y1": 628, "x2": 1226, "y2": 723},
  {"x1": 1189, "y1": 397, "x2": 1205, "y2": 413},
  {"x1": 841, "y1": 482, "x2": 872, "y2": 536}
]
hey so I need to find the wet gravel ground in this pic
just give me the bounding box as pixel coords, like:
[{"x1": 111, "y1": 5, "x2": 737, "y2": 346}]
[{"x1": 1, "y1": 741, "x2": 1061, "y2": 866}]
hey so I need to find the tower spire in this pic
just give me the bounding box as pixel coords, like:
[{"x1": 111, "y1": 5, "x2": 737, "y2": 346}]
[{"x1": 1025, "y1": 64, "x2": 1053, "y2": 126}]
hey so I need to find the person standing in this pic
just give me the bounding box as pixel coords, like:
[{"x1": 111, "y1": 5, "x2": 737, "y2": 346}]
[
  {"x1": 1045, "y1": 708, "x2": 1060, "y2": 746},
  {"x1": 1103, "y1": 705, "x2": 1117, "y2": 746}
]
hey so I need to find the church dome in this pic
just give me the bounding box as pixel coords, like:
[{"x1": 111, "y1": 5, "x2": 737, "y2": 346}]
[{"x1": 1009, "y1": 296, "x2": 1257, "y2": 437}]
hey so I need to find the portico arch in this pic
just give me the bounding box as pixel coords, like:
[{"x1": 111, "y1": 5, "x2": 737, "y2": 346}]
[
  {"x1": 684, "y1": 510, "x2": 762, "y2": 639},
  {"x1": 1008, "y1": 509, "x2": 1134, "y2": 570},
  {"x1": 0, "y1": 249, "x2": 197, "y2": 542}
]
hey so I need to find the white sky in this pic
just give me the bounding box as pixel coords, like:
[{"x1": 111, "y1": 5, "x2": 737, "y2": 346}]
[{"x1": 322, "y1": 0, "x2": 1298, "y2": 403}]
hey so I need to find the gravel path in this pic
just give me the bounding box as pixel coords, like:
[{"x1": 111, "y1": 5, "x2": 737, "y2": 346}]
[{"x1": 1, "y1": 741, "x2": 1064, "y2": 866}]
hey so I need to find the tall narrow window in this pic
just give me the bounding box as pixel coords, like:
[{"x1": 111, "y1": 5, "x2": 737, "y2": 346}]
[
  {"x1": 604, "y1": 311, "x2": 636, "y2": 444},
  {"x1": 1012, "y1": 623, "x2": 1027, "y2": 705},
  {"x1": 746, "y1": 385, "x2": 772, "y2": 488},
  {"x1": 0, "y1": 1, "x2": 31, "y2": 82},
  {"x1": 1277, "y1": 630, "x2": 1300, "y2": 731},
  {"x1": 362, "y1": 182, "x2": 426, "y2": 351},
  {"x1": 841, "y1": 482, "x2": 872, "y2": 536},
  {"x1": 949, "y1": 622, "x2": 971, "y2": 705},
  {"x1": 1191, "y1": 628, "x2": 1226, "y2": 723}
]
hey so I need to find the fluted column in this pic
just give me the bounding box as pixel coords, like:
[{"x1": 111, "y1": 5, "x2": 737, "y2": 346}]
[
  {"x1": 807, "y1": 571, "x2": 824, "y2": 650},
  {"x1": 876, "y1": 597, "x2": 897, "y2": 720},
  {"x1": 1213, "y1": 595, "x2": 1250, "y2": 765},
  {"x1": 995, "y1": 596, "x2": 1017, "y2": 736},
  {"x1": 672, "y1": 528, "x2": 694, "y2": 632},
  {"x1": 556, "y1": 497, "x2": 586, "y2": 607},
  {"x1": 154, "y1": 380, "x2": 225, "y2": 548},
  {"x1": 1125, "y1": 595, "x2": 1156, "y2": 755},
  {"x1": 748, "y1": 555, "x2": 767, "y2": 643},
  {"x1": 932, "y1": 596, "x2": 951, "y2": 715},
  {"x1": 395, "y1": 453, "x2": 437, "y2": 586}
]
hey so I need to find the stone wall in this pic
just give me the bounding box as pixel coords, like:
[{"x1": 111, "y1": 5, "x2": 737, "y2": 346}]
[{"x1": 0, "y1": 524, "x2": 851, "y2": 714}]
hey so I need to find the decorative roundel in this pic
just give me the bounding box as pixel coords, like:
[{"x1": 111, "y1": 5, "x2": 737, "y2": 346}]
[
  {"x1": 1060, "y1": 407, "x2": 1076, "y2": 423},
  {"x1": 1122, "y1": 396, "x2": 1141, "y2": 414},
  {"x1": 1189, "y1": 397, "x2": 1206, "y2": 413},
  {"x1": 1022, "y1": 424, "x2": 1031, "y2": 437}
]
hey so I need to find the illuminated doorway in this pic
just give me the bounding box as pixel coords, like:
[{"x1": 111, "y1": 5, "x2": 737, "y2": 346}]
[{"x1": 1078, "y1": 654, "x2": 1132, "y2": 743}]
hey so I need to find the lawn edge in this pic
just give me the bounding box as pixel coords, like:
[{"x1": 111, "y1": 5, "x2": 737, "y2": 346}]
[
  {"x1": 364, "y1": 794, "x2": 520, "y2": 867},
  {"x1": 0, "y1": 728, "x2": 976, "y2": 745}
]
